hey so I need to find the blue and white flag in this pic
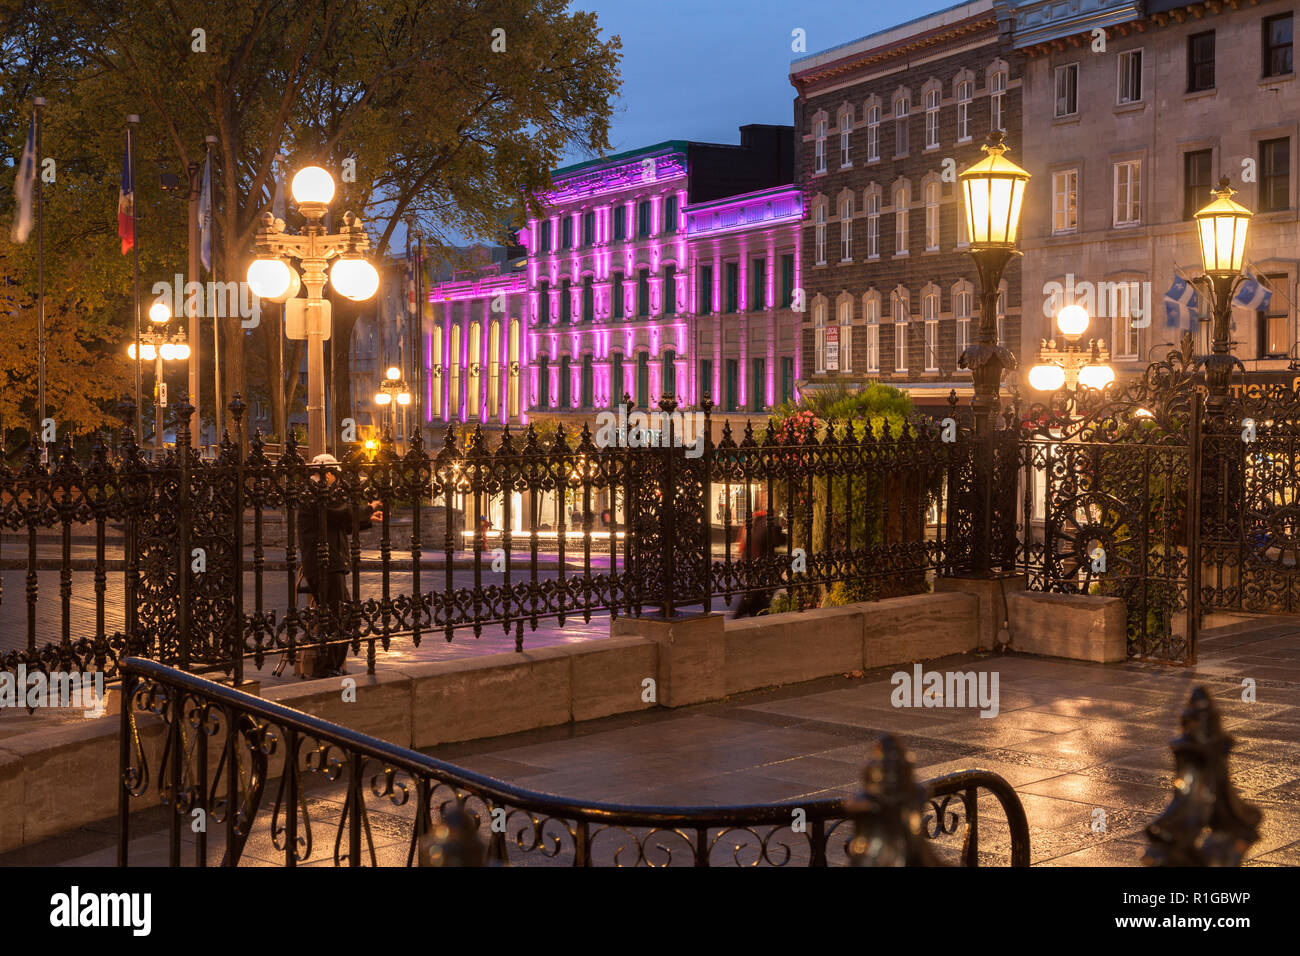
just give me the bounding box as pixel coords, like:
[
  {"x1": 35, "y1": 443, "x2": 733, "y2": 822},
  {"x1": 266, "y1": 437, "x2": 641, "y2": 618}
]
[
  {"x1": 1233, "y1": 274, "x2": 1273, "y2": 312},
  {"x1": 199, "y1": 153, "x2": 212, "y2": 271},
  {"x1": 10, "y1": 114, "x2": 36, "y2": 243},
  {"x1": 1163, "y1": 276, "x2": 1200, "y2": 329}
]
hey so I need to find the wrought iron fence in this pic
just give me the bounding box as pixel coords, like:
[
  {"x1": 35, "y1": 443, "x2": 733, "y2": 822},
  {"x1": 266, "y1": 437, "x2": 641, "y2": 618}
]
[
  {"x1": 1, "y1": 394, "x2": 974, "y2": 684},
  {"x1": 116, "y1": 656, "x2": 1031, "y2": 867}
]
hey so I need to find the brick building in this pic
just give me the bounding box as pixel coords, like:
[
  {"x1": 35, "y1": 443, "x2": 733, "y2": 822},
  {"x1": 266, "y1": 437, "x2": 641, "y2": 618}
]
[{"x1": 789, "y1": 0, "x2": 1023, "y2": 411}]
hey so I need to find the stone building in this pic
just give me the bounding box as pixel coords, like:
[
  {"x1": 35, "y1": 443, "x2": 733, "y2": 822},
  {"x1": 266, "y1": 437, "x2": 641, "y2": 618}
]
[
  {"x1": 1011, "y1": 0, "x2": 1300, "y2": 386},
  {"x1": 517, "y1": 127, "x2": 797, "y2": 429},
  {"x1": 790, "y1": 0, "x2": 1023, "y2": 411}
]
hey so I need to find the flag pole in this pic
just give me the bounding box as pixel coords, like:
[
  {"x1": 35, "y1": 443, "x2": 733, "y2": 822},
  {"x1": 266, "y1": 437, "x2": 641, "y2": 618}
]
[
  {"x1": 187, "y1": 157, "x2": 201, "y2": 450},
  {"x1": 34, "y1": 98, "x2": 46, "y2": 461},
  {"x1": 128, "y1": 115, "x2": 142, "y2": 445},
  {"x1": 205, "y1": 135, "x2": 222, "y2": 445}
]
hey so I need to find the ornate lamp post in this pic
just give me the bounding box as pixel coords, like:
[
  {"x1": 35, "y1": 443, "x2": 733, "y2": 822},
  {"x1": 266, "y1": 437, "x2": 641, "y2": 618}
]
[
  {"x1": 1028, "y1": 304, "x2": 1115, "y2": 400},
  {"x1": 246, "y1": 166, "x2": 380, "y2": 457},
  {"x1": 373, "y1": 365, "x2": 411, "y2": 444},
  {"x1": 1193, "y1": 177, "x2": 1253, "y2": 411},
  {"x1": 957, "y1": 131, "x2": 1030, "y2": 433},
  {"x1": 128, "y1": 300, "x2": 191, "y2": 456}
]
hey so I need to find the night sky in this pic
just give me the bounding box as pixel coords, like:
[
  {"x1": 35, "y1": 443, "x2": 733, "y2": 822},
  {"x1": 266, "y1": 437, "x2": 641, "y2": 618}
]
[{"x1": 568, "y1": 0, "x2": 950, "y2": 162}]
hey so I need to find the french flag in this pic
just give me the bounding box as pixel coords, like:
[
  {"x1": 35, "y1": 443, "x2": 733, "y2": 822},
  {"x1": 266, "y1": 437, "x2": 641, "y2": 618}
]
[{"x1": 117, "y1": 138, "x2": 133, "y2": 254}]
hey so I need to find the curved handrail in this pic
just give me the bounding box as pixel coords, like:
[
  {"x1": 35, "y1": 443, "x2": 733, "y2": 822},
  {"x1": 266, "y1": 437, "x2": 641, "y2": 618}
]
[{"x1": 118, "y1": 657, "x2": 1031, "y2": 867}]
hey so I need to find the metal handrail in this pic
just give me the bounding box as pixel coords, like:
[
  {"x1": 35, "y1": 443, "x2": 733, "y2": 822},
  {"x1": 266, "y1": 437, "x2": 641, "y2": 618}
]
[{"x1": 117, "y1": 656, "x2": 1031, "y2": 867}]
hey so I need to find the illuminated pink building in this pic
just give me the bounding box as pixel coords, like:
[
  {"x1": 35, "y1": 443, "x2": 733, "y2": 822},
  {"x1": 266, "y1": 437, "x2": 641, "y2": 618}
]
[{"x1": 520, "y1": 126, "x2": 800, "y2": 422}]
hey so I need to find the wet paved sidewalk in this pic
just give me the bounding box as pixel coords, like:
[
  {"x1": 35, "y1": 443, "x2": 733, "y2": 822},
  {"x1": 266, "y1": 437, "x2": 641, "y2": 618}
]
[{"x1": 7, "y1": 617, "x2": 1300, "y2": 866}]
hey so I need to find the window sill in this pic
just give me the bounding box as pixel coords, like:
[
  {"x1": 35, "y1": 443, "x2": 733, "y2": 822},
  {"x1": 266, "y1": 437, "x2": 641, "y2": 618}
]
[
  {"x1": 1184, "y1": 87, "x2": 1216, "y2": 102},
  {"x1": 1050, "y1": 228, "x2": 1078, "y2": 237},
  {"x1": 840, "y1": 162, "x2": 853, "y2": 170},
  {"x1": 924, "y1": 144, "x2": 941, "y2": 153},
  {"x1": 893, "y1": 252, "x2": 910, "y2": 259},
  {"x1": 1114, "y1": 100, "x2": 1146, "y2": 115},
  {"x1": 956, "y1": 135, "x2": 973, "y2": 145},
  {"x1": 1260, "y1": 72, "x2": 1295, "y2": 87},
  {"x1": 1052, "y1": 113, "x2": 1080, "y2": 125},
  {"x1": 1112, "y1": 221, "x2": 1142, "y2": 230}
]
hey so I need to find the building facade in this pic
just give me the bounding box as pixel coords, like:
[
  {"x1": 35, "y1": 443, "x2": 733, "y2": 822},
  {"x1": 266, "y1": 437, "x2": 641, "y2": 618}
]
[
  {"x1": 1011, "y1": 0, "x2": 1300, "y2": 387},
  {"x1": 790, "y1": 0, "x2": 1023, "y2": 410},
  {"x1": 517, "y1": 127, "x2": 798, "y2": 427}
]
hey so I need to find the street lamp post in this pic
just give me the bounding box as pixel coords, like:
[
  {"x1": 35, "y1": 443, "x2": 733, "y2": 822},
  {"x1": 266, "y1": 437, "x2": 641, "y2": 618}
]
[
  {"x1": 247, "y1": 166, "x2": 379, "y2": 458},
  {"x1": 957, "y1": 131, "x2": 1030, "y2": 435},
  {"x1": 129, "y1": 300, "x2": 191, "y2": 456},
  {"x1": 1028, "y1": 304, "x2": 1115, "y2": 398},
  {"x1": 374, "y1": 365, "x2": 411, "y2": 447},
  {"x1": 1193, "y1": 177, "x2": 1253, "y2": 412}
]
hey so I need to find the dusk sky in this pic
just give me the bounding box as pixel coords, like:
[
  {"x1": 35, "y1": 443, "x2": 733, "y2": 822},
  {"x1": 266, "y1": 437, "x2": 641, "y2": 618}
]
[{"x1": 565, "y1": 0, "x2": 955, "y2": 164}]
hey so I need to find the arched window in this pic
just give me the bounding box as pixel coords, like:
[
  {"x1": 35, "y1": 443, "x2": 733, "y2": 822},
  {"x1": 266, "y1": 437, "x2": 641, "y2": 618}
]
[
  {"x1": 864, "y1": 293, "x2": 880, "y2": 372},
  {"x1": 893, "y1": 290, "x2": 909, "y2": 373},
  {"x1": 838, "y1": 297, "x2": 853, "y2": 374},
  {"x1": 893, "y1": 91, "x2": 910, "y2": 157},
  {"x1": 925, "y1": 180, "x2": 941, "y2": 251},
  {"x1": 866, "y1": 187, "x2": 881, "y2": 258},
  {"x1": 449, "y1": 325, "x2": 462, "y2": 418},
  {"x1": 894, "y1": 183, "x2": 909, "y2": 255},
  {"x1": 925, "y1": 88, "x2": 940, "y2": 149},
  {"x1": 953, "y1": 282, "x2": 973, "y2": 368},
  {"x1": 815, "y1": 201, "x2": 827, "y2": 265},
  {"x1": 814, "y1": 116, "x2": 827, "y2": 174},
  {"x1": 839, "y1": 196, "x2": 853, "y2": 261},
  {"x1": 838, "y1": 106, "x2": 853, "y2": 167},
  {"x1": 923, "y1": 290, "x2": 940, "y2": 371},
  {"x1": 467, "y1": 322, "x2": 482, "y2": 418},
  {"x1": 813, "y1": 299, "x2": 828, "y2": 374},
  {"x1": 507, "y1": 320, "x2": 520, "y2": 418},
  {"x1": 487, "y1": 320, "x2": 501, "y2": 418},
  {"x1": 990, "y1": 67, "x2": 1007, "y2": 133},
  {"x1": 866, "y1": 99, "x2": 881, "y2": 162},
  {"x1": 955, "y1": 75, "x2": 973, "y2": 141}
]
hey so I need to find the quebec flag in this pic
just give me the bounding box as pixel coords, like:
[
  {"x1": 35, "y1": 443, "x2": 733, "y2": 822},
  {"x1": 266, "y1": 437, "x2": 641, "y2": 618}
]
[
  {"x1": 1163, "y1": 276, "x2": 1199, "y2": 329},
  {"x1": 1233, "y1": 275, "x2": 1273, "y2": 312}
]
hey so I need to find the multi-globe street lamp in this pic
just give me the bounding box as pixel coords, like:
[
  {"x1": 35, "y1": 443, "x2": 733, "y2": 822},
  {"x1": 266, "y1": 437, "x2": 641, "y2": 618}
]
[
  {"x1": 1193, "y1": 177, "x2": 1253, "y2": 410},
  {"x1": 1027, "y1": 304, "x2": 1115, "y2": 397},
  {"x1": 373, "y1": 365, "x2": 411, "y2": 444},
  {"x1": 128, "y1": 300, "x2": 191, "y2": 456},
  {"x1": 957, "y1": 130, "x2": 1030, "y2": 433},
  {"x1": 246, "y1": 165, "x2": 379, "y2": 457}
]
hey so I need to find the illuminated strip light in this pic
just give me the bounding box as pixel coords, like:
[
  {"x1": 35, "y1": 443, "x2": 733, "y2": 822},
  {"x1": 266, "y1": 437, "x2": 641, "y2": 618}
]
[
  {"x1": 685, "y1": 186, "x2": 803, "y2": 238},
  {"x1": 428, "y1": 274, "x2": 527, "y2": 303},
  {"x1": 544, "y1": 153, "x2": 688, "y2": 205}
]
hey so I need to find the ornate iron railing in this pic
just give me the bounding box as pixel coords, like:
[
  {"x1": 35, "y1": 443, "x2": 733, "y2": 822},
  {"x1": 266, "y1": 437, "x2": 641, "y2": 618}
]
[
  {"x1": 3, "y1": 394, "x2": 970, "y2": 684},
  {"x1": 117, "y1": 657, "x2": 1031, "y2": 867}
]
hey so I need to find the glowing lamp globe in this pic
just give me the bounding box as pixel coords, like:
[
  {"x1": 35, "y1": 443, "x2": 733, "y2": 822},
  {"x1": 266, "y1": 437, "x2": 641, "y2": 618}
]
[
  {"x1": 1055, "y1": 305, "x2": 1090, "y2": 340},
  {"x1": 1028, "y1": 363, "x2": 1066, "y2": 392},
  {"x1": 386, "y1": 366, "x2": 401, "y2": 381},
  {"x1": 159, "y1": 343, "x2": 176, "y2": 361},
  {"x1": 330, "y1": 258, "x2": 380, "y2": 301},
  {"x1": 396, "y1": 392, "x2": 411, "y2": 406},
  {"x1": 1194, "y1": 179, "x2": 1252, "y2": 276},
  {"x1": 128, "y1": 342, "x2": 158, "y2": 361},
  {"x1": 1078, "y1": 364, "x2": 1116, "y2": 390},
  {"x1": 173, "y1": 342, "x2": 191, "y2": 361},
  {"x1": 374, "y1": 392, "x2": 392, "y2": 406},
  {"x1": 247, "y1": 258, "x2": 293, "y2": 300},
  {"x1": 149, "y1": 301, "x2": 171, "y2": 324},
  {"x1": 290, "y1": 166, "x2": 335, "y2": 205},
  {"x1": 959, "y1": 134, "x2": 1031, "y2": 247}
]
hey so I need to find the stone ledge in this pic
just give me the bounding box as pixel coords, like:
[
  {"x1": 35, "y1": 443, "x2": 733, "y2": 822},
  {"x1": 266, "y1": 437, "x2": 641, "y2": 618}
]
[{"x1": 1006, "y1": 590, "x2": 1127, "y2": 663}]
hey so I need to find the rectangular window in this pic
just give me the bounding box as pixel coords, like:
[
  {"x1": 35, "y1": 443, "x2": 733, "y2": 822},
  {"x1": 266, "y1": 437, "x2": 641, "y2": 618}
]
[
  {"x1": 612, "y1": 205, "x2": 626, "y2": 241},
  {"x1": 1260, "y1": 137, "x2": 1290, "y2": 212},
  {"x1": 663, "y1": 195, "x2": 678, "y2": 235},
  {"x1": 612, "y1": 272, "x2": 624, "y2": 320},
  {"x1": 895, "y1": 196, "x2": 908, "y2": 254},
  {"x1": 664, "y1": 265, "x2": 677, "y2": 315},
  {"x1": 537, "y1": 356, "x2": 550, "y2": 409},
  {"x1": 1264, "y1": 13, "x2": 1293, "y2": 78},
  {"x1": 561, "y1": 217, "x2": 573, "y2": 249},
  {"x1": 538, "y1": 282, "x2": 550, "y2": 326},
  {"x1": 925, "y1": 90, "x2": 940, "y2": 149},
  {"x1": 582, "y1": 211, "x2": 595, "y2": 246},
  {"x1": 867, "y1": 106, "x2": 880, "y2": 161},
  {"x1": 1258, "y1": 274, "x2": 1288, "y2": 358},
  {"x1": 637, "y1": 269, "x2": 649, "y2": 317},
  {"x1": 925, "y1": 187, "x2": 939, "y2": 251},
  {"x1": 560, "y1": 279, "x2": 572, "y2": 323},
  {"x1": 814, "y1": 120, "x2": 827, "y2": 174},
  {"x1": 1117, "y1": 50, "x2": 1143, "y2": 104},
  {"x1": 1114, "y1": 160, "x2": 1141, "y2": 226},
  {"x1": 750, "y1": 358, "x2": 766, "y2": 412},
  {"x1": 956, "y1": 82, "x2": 971, "y2": 141},
  {"x1": 636, "y1": 353, "x2": 649, "y2": 408},
  {"x1": 540, "y1": 220, "x2": 552, "y2": 253},
  {"x1": 611, "y1": 353, "x2": 624, "y2": 406},
  {"x1": 751, "y1": 258, "x2": 766, "y2": 310},
  {"x1": 581, "y1": 356, "x2": 593, "y2": 408},
  {"x1": 700, "y1": 264, "x2": 713, "y2": 315},
  {"x1": 815, "y1": 206, "x2": 827, "y2": 265},
  {"x1": 726, "y1": 262, "x2": 739, "y2": 313},
  {"x1": 724, "y1": 359, "x2": 738, "y2": 412},
  {"x1": 955, "y1": 291, "x2": 971, "y2": 366},
  {"x1": 866, "y1": 323, "x2": 879, "y2": 372},
  {"x1": 781, "y1": 357, "x2": 794, "y2": 405},
  {"x1": 699, "y1": 359, "x2": 713, "y2": 403},
  {"x1": 637, "y1": 201, "x2": 651, "y2": 238},
  {"x1": 840, "y1": 117, "x2": 852, "y2": 167},
  {"x1": 581, "y1": 277, "x2": 594, "y2": 322},
  {"x1": 894, "y1": 321, "x2": 908, "y2": 372},
  {"x1": 1055, "y1": 63, "x2": 1078, "y2": 117},
  {"x1": 924, "y1": 320, "x2": 938, "y2": 371},
  {"x1": 1053, "y1": 169, "x2": 1078, "y2": 234},
  {"x1": 990, "y1": 72, "x2": 1006, "y2": 132},
  {"x1": 1188, "y1": 31, "x2": 1216, "y2": 92},
  {"x1": 1183, "y1": 149, "x2": 1213, "y2": 220},
  {"x1": 780, "y1": 255, "x2": 794, "y2": 308}
]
